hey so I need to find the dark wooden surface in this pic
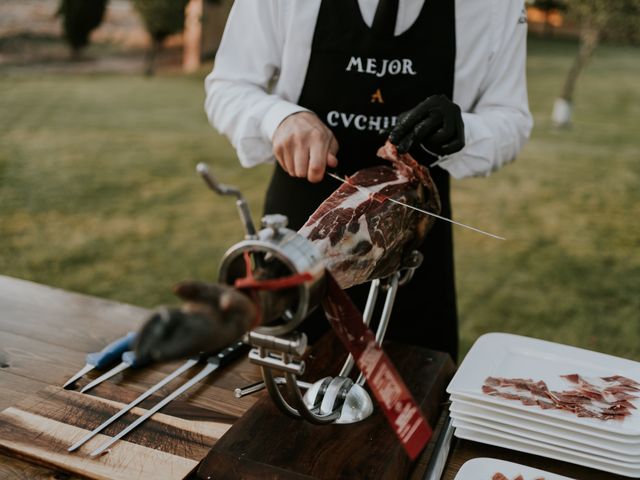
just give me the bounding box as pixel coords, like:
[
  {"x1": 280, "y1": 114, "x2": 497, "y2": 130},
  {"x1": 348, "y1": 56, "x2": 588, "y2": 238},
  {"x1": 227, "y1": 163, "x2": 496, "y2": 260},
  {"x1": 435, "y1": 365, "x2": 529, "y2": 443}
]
[
  {"x1": 0, "y1": 383, "x2": 238, "y2": 480},
  {"x1": 198, "y1": 334, "x2": 456, "y2": 480}
]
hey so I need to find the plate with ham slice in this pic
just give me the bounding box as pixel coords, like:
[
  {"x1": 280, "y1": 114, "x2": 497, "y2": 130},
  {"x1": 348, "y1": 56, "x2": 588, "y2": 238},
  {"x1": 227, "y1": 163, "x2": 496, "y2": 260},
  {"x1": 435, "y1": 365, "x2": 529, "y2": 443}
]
[
  {"x1": 453, "y1": 458, "x2": 573, "y2": 480},
  {"x1": 447, "y1": 333, "x2": 640, "y2": 436}
]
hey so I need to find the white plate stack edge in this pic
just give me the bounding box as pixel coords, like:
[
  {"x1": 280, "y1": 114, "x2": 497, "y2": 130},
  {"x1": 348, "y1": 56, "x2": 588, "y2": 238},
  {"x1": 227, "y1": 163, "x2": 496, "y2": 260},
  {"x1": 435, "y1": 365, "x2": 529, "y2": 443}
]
[{"x1": 446, "y1": 333, "x2": 640, "y2": 478}]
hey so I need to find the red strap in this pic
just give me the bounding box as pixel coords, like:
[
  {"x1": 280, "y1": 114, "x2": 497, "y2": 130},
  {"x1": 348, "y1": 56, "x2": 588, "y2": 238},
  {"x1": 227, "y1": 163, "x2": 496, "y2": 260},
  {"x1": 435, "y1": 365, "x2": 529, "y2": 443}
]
[
  {"x1": 322, "y1": 272, "x2": 432, "y2": 460},
  {"x1": 235, "y1": 272, "x2": 313, "y2": 290},
  {"x1": 233, "y1": 251, "x2": 313, "y2": 291},
  {"x1": 234, "y1": 251, "x2": 313, "y2": 329}
]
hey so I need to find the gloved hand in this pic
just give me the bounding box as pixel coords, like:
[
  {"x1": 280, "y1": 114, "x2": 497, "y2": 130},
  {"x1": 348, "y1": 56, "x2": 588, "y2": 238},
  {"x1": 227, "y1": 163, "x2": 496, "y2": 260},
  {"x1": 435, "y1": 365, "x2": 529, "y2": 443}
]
[{"x1": 389, "y1": 94, "x2": 465, "y2": 156}]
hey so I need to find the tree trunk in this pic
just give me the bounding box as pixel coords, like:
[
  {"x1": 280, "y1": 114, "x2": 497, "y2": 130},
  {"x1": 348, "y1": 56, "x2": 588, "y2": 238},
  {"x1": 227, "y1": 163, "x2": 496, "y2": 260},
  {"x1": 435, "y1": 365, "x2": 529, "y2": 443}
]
[
  {"x1": 183, "y1": 0, "x2": 203, "y2": 73},
  {"x1": 69, "y1": 43, "x2": 85, "y2": 61},
  {"x1": 561, "y1": 24, "x2": 600, "y2": 103},
  {"x1": 553, "y1": 24, "x2": 600, "y2": 127},
  {"x1": 145, "y1": 38, "x2": 163, "y2": 76}
]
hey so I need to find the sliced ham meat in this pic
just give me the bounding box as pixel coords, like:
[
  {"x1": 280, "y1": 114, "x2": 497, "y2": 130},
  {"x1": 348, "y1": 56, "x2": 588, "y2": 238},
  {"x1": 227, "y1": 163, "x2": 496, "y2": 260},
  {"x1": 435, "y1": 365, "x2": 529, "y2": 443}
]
[
  {"x1": 483, "y1": 374, "x2": 639, "y2": 421},
  {"x1": 300, "y1": 141, "x2": 440, "y2": 289}
]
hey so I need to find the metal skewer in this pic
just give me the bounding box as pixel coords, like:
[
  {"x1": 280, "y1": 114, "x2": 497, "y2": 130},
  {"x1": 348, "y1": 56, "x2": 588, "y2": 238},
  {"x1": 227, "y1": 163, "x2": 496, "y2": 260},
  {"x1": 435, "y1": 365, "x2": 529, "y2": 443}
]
[
  {"x1": 88, "y1": 341, "x2": 247, "y2": 457},
  {"x1": 234, "y1": 377, "x2": 313, "y2": 399},
  {"x1": 68, "y1": 357, "x2": 199, "y2": 452}
]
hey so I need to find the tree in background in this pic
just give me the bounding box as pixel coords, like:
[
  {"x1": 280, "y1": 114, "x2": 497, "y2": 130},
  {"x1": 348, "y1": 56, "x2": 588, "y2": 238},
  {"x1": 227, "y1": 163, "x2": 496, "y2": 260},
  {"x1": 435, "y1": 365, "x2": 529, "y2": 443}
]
[
  {"x1": 57, "y1": 0, "x2": 109, "y2": 59},
  {"x1": 552, "y1": 0, "x2": 640, "y2": 127},
  {"x1": 132, "y1": 0, "x2": 190, "y2": 75}
]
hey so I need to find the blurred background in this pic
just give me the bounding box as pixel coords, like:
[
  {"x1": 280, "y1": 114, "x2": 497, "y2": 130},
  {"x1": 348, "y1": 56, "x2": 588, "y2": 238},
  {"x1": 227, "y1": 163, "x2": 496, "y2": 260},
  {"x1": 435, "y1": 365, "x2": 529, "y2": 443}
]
[{"x1": 1, "y1": 0, "x2": 638, "y2": 360}]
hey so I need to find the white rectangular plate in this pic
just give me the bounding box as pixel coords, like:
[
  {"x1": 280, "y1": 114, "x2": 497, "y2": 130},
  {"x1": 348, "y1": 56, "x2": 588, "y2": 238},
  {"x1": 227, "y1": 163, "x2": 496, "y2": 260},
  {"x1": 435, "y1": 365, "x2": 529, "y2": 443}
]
[
  {"x1": 453, "y1": 457, "x2": 574, "y2": 480},
  {"x1": 451, "y1": 412, "x2": 640, "y2": 463},
  {"x1": 448, "y1": 333, "x2": 640, "y2": 436},
  {"x1": 454, "y1": 423, "x2": 640, "y2": 477},
  {"x1": 450, "y1": 393, "x2": 640, "y2": 445}
]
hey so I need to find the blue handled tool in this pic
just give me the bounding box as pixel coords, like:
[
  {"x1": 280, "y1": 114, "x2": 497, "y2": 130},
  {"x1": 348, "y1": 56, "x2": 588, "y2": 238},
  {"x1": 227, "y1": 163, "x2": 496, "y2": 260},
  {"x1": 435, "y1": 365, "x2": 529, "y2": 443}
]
[
  {"x1": 80, "y1": 350, "x2": 146, "y2": 393},
  {"x1": 62, "y1": 332, "x2": 137, "y2": 389}
]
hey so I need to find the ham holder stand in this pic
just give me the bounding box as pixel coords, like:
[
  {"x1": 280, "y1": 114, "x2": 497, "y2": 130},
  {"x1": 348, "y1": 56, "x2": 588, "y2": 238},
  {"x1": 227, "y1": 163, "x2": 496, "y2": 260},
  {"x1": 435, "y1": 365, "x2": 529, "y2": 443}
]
[
  {"x1": 195, "y1": 164, "x2": 454, "y2": 479},
  {"x1": 199, "y1": 162, "x2": 424, "y2": 424}
]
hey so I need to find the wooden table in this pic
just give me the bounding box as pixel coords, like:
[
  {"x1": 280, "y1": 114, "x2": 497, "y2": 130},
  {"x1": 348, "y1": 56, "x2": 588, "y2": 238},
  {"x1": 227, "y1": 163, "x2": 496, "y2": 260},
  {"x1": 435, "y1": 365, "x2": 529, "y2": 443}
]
[
  {"x1": 0, "y1": 275, "x2": 631, "y2": 479},
  {"x1": 0, "y1": 275, "x2": 262, "y2": 479}
]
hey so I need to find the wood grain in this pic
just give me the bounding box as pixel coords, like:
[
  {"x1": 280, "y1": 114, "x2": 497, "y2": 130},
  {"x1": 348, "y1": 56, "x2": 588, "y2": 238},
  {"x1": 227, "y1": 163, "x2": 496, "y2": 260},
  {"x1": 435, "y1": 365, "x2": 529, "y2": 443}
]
[
  {"x1": 0, "y1": 275, "x2": 262, "y2": 479},
  {"x1": 198, "y1": 333, "x2": 455, "y2": 480},
  {"x1": 0, "y1": 276, "x2": 148, "y2": 353},
  {"x1": 0, "y1": 385, "x2": 238, "y2": 480},
  {"x1": 0, "y1": 455, "x2": 84, "y2": 480}
]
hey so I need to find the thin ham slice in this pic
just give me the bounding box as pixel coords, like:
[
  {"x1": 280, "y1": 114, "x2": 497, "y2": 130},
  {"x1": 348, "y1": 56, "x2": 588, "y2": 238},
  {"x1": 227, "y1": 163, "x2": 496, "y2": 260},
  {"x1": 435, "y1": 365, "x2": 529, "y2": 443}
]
[{"x1": 483, "y1": 374, "x2": 639, "y2": 421}]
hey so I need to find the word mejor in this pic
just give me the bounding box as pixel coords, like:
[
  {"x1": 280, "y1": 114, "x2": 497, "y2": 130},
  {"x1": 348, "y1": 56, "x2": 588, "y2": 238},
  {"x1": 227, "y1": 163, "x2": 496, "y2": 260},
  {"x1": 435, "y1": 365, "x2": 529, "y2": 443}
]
[{"x1": 346, "y1": 56, "x2": 417, "y2": 77}]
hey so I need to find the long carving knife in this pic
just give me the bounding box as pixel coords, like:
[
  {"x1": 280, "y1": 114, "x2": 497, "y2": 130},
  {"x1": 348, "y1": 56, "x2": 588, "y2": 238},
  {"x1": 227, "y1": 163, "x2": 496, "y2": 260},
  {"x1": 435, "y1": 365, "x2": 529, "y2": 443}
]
[
  {"x1": 326, "y1": 172, "x2": 505, "y2": 240},
  {"x1": 88, "y1": 341, "x2": 248, "y2": 457},
  {"x1": 68, "y1": 356, "x2": 199, "y2": 452}
]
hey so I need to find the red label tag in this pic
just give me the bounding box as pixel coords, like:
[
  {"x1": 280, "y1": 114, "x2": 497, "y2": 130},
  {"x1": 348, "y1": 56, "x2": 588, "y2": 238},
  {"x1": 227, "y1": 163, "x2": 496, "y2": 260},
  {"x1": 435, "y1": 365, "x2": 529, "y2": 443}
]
[{"x1": 321, "y1": 273, "x2": 432, "y2": 460}]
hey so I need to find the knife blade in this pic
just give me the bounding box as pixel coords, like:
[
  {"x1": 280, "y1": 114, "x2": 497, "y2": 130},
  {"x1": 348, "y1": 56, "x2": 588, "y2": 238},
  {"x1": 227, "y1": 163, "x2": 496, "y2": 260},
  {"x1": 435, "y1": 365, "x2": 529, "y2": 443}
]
[{"x1": 326, "y1": 171, "x2": 505, "y2": 241}]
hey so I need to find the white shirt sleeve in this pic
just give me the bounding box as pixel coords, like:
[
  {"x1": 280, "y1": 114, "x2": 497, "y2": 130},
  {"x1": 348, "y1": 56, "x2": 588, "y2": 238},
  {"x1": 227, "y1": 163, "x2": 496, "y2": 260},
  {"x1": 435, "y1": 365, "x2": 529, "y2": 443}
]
[
  {"x1": 204, "y1": 0, "x2": 308, "y2": 168},
  {"x1": 440, "y1": 1, "x2": 533, "y2": 179}
]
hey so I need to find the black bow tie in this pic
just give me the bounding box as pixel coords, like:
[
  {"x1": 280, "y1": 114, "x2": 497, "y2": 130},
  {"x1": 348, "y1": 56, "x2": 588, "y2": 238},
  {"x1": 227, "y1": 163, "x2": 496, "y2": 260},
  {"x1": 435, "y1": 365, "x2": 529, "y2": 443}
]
[{"x1": 371, "y1": 0, "x2": 400, "y2": 37}]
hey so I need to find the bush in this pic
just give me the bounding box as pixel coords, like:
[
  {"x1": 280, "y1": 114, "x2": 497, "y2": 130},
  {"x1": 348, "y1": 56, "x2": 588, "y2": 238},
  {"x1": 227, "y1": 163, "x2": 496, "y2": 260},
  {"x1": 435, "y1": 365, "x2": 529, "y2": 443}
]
[
  {"x1": 57, "y1": 0, "x2": 109, "y2": 58},
  {"x1": 132, "y1": 0, "x2": 190, "y2": 75}
]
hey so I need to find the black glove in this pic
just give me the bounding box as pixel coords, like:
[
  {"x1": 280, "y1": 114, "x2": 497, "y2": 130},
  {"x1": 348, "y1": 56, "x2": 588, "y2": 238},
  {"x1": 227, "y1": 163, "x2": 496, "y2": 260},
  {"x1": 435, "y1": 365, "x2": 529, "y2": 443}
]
[{"x1": 389, "y1": 94, "x2": 465, "y2": 156}]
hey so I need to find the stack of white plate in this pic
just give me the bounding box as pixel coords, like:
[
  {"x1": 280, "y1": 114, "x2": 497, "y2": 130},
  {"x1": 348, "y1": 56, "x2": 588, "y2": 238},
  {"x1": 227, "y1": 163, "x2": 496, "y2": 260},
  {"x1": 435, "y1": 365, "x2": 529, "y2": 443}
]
[{"x1": 447, "y1": 333, "x2": 640, "y2": 478}]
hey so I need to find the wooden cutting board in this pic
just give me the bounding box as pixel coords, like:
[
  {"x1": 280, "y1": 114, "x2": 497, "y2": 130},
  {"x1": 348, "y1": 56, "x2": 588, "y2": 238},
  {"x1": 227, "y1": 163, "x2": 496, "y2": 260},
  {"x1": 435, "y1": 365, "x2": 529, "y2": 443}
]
[{"x1": 0, "y1": 381, "x2": 241, "y2": 480}]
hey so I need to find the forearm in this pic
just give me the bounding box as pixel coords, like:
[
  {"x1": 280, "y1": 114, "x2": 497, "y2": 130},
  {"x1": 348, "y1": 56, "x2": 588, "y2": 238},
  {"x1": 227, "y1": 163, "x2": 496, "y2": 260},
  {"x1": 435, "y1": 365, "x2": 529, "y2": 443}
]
[
  {"x1": 203, "y1": 0, "x2": 309, "y2": 168},
  {"x1": 440, "y1": 107, "x2": 533, "y2": 179},
  {"x1": 440, "y1": 0, "x2": 533, "y2": 179},
  {"x1": 205, "y1": 76, "x2": 307, "y2": 167}
]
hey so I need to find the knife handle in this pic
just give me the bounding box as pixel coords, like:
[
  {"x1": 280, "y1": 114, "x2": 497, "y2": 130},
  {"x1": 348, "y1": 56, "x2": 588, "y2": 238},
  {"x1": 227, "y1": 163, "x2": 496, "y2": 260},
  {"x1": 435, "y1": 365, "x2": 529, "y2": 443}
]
[
  {"x1": 210, "y1": 341, "x2": 248, "y2": 368},
  {"x1": 87, "y1": 332, "x2": 137, "y2": 369}
]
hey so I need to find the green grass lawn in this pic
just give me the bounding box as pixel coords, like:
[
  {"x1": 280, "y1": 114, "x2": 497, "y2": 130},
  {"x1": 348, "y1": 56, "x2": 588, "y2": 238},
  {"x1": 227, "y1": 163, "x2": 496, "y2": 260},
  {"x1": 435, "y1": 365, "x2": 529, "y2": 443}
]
[{"x1": 1, "y1": 37, "x2": 638, "y2": 361}]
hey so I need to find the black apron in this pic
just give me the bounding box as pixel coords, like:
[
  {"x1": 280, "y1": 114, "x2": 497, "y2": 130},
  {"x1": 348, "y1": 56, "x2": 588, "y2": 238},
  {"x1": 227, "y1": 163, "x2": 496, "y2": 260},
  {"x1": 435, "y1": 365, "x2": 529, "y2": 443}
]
[{"x1": 264, "y1": 0, "x2": 459, "y2": 361}]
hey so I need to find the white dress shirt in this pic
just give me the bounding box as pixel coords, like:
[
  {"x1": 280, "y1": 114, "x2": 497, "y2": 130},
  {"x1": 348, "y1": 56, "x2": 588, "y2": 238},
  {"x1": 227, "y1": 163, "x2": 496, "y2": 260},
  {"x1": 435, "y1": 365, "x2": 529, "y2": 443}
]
[{"x1": 204, "y1": 0, "x2": 533, "y2": 179}]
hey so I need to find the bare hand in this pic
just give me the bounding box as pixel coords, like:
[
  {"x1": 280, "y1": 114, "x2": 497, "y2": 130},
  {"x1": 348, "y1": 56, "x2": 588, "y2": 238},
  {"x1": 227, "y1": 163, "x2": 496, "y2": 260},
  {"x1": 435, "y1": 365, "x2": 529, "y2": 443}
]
[{"x1": 272, "y1": 111, "x2": 339, "y2": 183}]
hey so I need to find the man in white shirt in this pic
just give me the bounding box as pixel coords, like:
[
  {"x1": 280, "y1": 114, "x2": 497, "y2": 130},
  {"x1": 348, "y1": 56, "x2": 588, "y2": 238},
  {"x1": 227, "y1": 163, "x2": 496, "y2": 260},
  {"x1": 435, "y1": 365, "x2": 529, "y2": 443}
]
[{"x1": 204, "y1": 0, "x2": 532, "y2": 361}]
